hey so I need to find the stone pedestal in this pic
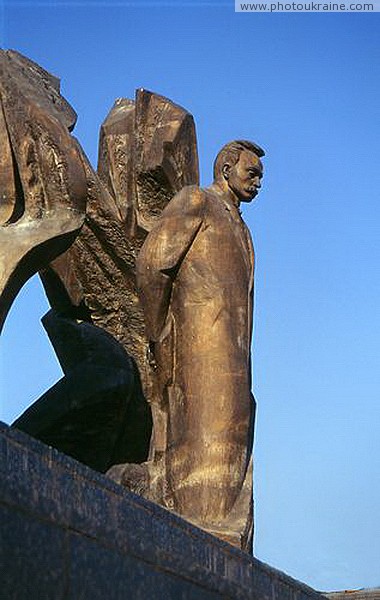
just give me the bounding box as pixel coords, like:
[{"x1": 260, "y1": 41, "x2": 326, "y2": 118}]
[{"x1": 0, "y1": 421, "x2": 326, "y2": 600}]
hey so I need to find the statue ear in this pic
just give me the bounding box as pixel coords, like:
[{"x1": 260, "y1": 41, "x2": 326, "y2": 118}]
[{"x1": 222, "y1": 163, "x2": 231, "y2": 180}]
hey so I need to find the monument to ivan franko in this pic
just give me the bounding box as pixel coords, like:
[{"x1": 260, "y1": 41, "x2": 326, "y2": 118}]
[{"x1": 0, "y1": 50, "x2": 263, "y2": 553}]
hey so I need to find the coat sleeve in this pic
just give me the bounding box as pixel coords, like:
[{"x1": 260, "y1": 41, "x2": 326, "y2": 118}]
[{"x1": 136, "y1": 186, "x2": 204, "y2": 341}]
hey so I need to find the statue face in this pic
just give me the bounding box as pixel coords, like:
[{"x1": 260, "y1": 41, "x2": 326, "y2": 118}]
[{"x1": 226, "y1": 150, "x2": 263, "y2": 203}]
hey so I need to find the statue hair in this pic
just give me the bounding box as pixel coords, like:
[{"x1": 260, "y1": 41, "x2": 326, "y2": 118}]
[{"x1": 213, "y1": 140, "x2": 265, "y2": 180}]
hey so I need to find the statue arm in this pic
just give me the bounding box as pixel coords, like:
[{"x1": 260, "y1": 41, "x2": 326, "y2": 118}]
[{"x1": 136, "y1": 186, "x2": 204, "y2": 341}]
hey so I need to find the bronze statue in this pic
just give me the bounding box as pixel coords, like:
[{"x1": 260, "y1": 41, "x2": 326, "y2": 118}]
[{"x1": 136, "y1": 141, "x2": 264, "y2": 551}]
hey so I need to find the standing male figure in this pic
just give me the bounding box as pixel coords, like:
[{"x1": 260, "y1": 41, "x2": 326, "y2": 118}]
[{"x1": 137, "y1": 140, "x2": 264, "y2": 551}]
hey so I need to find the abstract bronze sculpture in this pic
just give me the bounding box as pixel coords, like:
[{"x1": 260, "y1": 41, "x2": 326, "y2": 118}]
[
  {"x1": 0, "y1": 50, "x2": 87, "y2": 332},
  {"x1": 0, "y1": 50, "x2": 264, "y2": 553}
]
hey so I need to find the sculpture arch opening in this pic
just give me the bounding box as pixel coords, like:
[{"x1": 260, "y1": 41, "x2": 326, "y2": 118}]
[{"x1": 0, "y1": 274, "x2": 63, "y2": 424}]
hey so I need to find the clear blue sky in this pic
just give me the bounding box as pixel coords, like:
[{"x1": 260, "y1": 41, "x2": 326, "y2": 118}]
[{"x1": 0, "y1": 1, "x2": 379, "y2": 591}]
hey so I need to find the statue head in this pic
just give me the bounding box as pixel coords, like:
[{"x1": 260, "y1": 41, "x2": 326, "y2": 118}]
[{"x1": 213, "y1": 140, "x2": 264, "y2": 203}]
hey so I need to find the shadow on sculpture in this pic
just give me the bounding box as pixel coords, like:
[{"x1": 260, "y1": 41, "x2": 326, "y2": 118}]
[
  {"x1": 1, "y1": 49, "x2": 263, "y2": 553},
  {"x1": 13, "y1": 309, "x2": 152, "y2": 473}
]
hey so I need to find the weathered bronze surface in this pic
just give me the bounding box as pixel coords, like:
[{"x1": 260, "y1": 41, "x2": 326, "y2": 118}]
[
  {"x1": 41, "y1": 89, "x2": 199, "y2": 409},
  {"x1": 0, "y1": 50, "x2": 87, "y2": 332},
  {"x1": 135, "y1": 141, "x2": 264, "y2": 551}
]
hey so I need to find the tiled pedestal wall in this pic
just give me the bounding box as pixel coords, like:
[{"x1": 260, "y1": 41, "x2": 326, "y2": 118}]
[{"x1": 0, "y1": 422, "x2": 326, "y2": 600}]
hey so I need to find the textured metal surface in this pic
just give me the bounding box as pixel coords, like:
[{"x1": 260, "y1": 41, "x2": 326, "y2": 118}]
[{"x1": 0, "y1": 50, "x2": 87, "y2": 332}]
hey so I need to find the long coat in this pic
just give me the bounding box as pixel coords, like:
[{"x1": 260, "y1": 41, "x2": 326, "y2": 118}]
[{"x1": 137, "y1": 184, "x2": 255, "y2": 545}]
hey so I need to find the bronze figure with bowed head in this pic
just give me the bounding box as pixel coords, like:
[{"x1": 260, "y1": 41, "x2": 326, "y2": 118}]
[{"x1": 136, "y1": 140, "x2": 264, "y2": 551}]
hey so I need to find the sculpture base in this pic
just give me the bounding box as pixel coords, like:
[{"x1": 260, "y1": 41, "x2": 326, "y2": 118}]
[{"x1": 0, "y1": 421, "x2": 326, "y2": 600}]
